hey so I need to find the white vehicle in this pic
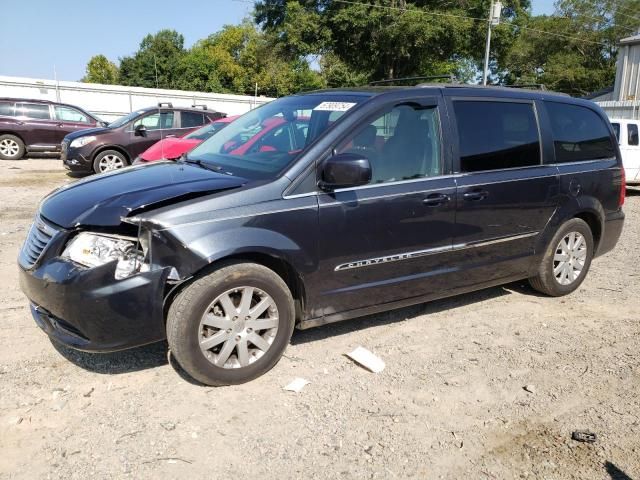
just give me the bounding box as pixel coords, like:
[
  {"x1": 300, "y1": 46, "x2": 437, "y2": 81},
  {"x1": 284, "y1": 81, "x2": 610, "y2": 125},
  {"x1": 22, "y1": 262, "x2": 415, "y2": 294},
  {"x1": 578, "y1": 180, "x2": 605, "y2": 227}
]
[{"x1": 609, "y1": 118, "x2": 640, "y2": 185}]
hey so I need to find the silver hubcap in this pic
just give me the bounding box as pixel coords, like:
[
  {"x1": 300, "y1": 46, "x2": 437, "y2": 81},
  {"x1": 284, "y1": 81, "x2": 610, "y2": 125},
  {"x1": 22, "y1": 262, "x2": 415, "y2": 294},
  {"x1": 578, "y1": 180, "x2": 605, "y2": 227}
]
[
  {"x1": 0, "y1": 139, "x2": 19, "y2": 157},
  {"x1": 553, "y1": 232, "x2": 587, "y2": 285},
  {"x1": 98, "y1": 154, "x2": 125, "y2": 172},
  {"x1": 198, "y1": 286, "x2": 279, "y2": 369}
]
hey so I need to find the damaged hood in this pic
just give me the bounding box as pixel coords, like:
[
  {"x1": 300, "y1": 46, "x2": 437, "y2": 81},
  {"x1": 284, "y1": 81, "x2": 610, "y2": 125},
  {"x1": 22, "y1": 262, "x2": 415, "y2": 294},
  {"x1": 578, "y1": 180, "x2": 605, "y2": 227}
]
[{"x1": 40, "y1": 162, "x2": 246, "y2": 228}]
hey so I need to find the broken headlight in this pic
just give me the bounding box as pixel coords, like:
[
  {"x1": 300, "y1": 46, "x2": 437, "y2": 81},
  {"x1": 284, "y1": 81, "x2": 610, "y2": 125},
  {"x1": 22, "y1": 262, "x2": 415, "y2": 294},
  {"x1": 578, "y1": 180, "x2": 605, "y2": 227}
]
[{"x1": 62, "y1": 232, "x2": 149, "y2": 280}]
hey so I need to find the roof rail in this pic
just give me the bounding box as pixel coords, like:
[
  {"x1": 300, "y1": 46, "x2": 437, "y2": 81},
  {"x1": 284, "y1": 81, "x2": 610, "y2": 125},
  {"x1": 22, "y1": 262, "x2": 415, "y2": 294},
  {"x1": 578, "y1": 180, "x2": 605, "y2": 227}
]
[
  {"x1": 508, "y1": 84, "x2": 547, "y2": 91},
  {"x1": 158, "y1": 102, "x2": 173, "y2": 108},
  {"x1": 369, "y1": 74, "x2": 457, "y2": 86},
  {"x1": 191, "y1": 104, "x2": 208, "y2": 110}
]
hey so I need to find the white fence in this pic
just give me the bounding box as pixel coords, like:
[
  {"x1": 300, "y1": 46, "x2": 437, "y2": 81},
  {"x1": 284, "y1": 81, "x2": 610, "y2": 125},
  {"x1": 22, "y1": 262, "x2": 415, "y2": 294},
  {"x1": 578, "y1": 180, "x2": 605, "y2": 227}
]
[
  {"x1": 597, "y1": 100, "x2": 640, "y2": 120},
  {"x1": 0, "y1": 75, "x2": 274, "y2": 121}
]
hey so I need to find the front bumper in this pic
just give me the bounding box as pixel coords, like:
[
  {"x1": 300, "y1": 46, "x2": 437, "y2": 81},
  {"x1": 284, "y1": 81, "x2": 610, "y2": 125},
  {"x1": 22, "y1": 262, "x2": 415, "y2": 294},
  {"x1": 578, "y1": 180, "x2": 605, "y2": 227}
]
[
  {"x1": 19, "y1": 258, "x2": 169, "y2": 352},
  {"x1": 61, "y1": 142, "x2": 93, "y2": 172}
]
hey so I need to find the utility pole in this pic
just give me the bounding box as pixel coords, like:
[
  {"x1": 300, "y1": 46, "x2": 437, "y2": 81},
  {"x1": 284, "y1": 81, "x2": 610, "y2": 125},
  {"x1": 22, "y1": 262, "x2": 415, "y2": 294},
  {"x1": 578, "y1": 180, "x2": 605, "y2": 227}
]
[{"x1": 482, "y1": 0, "x2": 502, "y2": 85}]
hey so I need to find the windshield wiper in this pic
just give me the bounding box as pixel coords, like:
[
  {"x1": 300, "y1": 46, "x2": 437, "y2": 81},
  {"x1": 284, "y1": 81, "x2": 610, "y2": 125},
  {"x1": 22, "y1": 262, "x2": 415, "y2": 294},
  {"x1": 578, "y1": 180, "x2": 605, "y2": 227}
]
[{"x1": 182, "y1": 158, "x2": 224, "y2": 172}]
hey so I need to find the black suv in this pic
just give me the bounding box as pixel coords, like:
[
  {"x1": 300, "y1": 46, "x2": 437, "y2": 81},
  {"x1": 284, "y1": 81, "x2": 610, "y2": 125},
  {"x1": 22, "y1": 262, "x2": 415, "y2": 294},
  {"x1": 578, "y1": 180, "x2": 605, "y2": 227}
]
[
  {"x1": 0, "y1": 98, "x2": 103, "y2": 160},
  {"x1": 62, "y1": 103, "x2": 225, "y2": 174},
  {"x1": 19, "y1": 85, "x2": 625, "y2": 386}
]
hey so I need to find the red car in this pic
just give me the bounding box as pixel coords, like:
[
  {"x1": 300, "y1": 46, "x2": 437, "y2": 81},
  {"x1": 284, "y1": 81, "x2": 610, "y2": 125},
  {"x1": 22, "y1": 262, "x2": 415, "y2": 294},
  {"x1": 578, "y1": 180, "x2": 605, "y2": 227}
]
[
  {"x1": 137, "y1": 114, "x2": 310, "y2": 163},
  {"x1": 135, "y1": 116, "x2": 237, "y2": 163}
]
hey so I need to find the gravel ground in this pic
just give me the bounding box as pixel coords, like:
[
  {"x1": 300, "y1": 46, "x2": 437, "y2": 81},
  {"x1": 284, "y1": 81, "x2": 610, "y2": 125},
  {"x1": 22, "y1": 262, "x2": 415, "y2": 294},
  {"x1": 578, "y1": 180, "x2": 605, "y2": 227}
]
[{"x1": 0, "y1": 159, "x2": 638, "y2": 479}]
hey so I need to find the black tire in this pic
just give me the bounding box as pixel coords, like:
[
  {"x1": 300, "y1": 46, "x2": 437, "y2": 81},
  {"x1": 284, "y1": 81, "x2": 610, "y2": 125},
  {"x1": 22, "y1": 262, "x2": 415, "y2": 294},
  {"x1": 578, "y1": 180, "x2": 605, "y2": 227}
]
[
  {"x1": 529, "y1": 218, "x2": 594, "y2": 296},
  {"x1": 92, "y1": 149, "x2": 128, "y2": 174},
  {"x1": 0, "y1": 134, "x2": 25, "y2": 160},
  {"x1": 167, "y1": 262, "x2": 295, "y2": 386}
]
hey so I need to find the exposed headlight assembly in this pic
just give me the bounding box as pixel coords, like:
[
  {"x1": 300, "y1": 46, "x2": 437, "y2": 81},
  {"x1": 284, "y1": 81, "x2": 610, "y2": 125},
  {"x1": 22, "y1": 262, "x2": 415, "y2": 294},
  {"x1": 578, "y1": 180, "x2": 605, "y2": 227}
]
[
  {"x1": 62, "y1": 232, "x2": 149, "y2": 280},
  {"x1": 69, "y1": 136, "x2": 96, "y2": 148}
]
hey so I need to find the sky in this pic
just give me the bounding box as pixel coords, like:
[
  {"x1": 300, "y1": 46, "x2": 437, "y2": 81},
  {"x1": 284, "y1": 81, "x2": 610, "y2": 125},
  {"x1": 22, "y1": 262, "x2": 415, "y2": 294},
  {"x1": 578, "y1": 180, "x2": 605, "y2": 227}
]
[{"x1": 0, "y1": 0, "x2": 556, "y2": 82}]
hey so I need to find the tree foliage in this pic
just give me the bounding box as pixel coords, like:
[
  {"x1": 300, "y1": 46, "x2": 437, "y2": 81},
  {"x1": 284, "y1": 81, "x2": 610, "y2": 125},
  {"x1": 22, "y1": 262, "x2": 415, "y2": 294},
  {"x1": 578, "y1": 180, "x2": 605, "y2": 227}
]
[
  {"x1": 502, "y1": 0, "x2": 640, "y2": 95},
  {"x1": 82, "y1": 0, "x2": 640, "y2": 97},
  {"x1": 82, "y1": 55, "x2": 119, "y2": 84},
  {"x1": 119, "y1": 29, "x2": 186, "y2": 89}
]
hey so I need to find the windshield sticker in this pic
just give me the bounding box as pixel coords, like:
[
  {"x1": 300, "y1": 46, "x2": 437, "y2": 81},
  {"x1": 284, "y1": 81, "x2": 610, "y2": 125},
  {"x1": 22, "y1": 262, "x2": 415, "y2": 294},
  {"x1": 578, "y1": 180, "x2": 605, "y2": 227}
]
[{"x1": 313, "y1": 102, "x2": 357, "y2": 112}]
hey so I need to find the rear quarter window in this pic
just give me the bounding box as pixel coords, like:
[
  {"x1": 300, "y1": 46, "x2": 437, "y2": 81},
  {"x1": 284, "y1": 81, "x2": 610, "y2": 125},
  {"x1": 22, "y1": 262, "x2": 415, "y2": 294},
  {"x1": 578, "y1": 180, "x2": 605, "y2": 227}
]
[
  {"x1": 545, "y1": 102, "x2": 616, "y2": 163},
  {"x1": 0, "y1": 101, "x2": 15, "y2": 117}
]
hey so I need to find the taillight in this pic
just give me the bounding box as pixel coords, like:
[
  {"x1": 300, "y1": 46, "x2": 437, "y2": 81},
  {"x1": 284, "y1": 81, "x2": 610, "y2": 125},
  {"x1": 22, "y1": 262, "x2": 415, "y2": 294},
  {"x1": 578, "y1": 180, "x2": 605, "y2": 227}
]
[{"x1": 619, "y1": 168, "x2": 626, "y2": 207}]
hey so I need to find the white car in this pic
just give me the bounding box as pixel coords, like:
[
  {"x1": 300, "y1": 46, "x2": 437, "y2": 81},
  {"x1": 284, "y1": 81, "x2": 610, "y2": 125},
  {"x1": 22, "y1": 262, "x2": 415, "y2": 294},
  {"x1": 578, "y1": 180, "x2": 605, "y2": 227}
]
[{"x1": 610, "y1": 118, "x2": 640, "y2": 185}]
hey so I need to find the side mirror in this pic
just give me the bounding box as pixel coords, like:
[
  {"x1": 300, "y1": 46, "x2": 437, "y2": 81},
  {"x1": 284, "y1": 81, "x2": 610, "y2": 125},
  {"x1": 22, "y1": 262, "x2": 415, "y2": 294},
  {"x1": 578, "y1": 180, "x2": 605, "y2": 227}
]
[
  {"x1": 319, "y1": 153, "x2": 372, "y2": 191},
  {"x1": 134, "y1": 124, "x2": 147, "y2": 137}
]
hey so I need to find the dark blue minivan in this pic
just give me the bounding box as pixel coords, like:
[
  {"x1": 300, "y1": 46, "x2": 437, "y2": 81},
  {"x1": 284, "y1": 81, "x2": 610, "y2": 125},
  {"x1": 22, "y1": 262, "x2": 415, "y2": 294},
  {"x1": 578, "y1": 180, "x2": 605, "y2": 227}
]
[{"x1": 18, "y1": 85, "x2": 625, "y2": 385}]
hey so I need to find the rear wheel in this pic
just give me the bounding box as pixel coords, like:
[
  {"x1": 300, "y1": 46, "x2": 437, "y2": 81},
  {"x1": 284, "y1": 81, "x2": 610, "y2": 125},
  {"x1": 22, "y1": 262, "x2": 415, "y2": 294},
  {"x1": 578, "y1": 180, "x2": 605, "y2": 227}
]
[
  {"x1": 0, "y1": 135, "x2": 25, "y2": 160},
  {"x1": 93, "y1": 150, "x2": 128, "y2": 173},
  {"x1": 529, "y1": 218, "x2": 594, "y2": 296},
  {"x1": 167, "y1": 262, "x2": 295, "y2": 386}
]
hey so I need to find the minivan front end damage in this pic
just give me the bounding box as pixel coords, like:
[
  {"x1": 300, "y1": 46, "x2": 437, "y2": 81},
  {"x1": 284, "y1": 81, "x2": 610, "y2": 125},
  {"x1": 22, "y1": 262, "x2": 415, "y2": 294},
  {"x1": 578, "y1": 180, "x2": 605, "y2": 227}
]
[{"x1": 18, "y1": 215, "x2": 204, "y2": 352}]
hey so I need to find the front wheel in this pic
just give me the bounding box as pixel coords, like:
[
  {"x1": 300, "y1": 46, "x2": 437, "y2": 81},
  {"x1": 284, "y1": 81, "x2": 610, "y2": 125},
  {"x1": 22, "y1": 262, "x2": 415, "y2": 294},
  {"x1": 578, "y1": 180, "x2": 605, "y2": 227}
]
[
  {"x1": 93, "y1": 149, "x2": 128, "y2": 174},
  {"x1": 167, "y1": 262, "x2": 295, "y2": 386},
  {"x1": 529, "y1": 218, "x2": 594, "y2": 296}
]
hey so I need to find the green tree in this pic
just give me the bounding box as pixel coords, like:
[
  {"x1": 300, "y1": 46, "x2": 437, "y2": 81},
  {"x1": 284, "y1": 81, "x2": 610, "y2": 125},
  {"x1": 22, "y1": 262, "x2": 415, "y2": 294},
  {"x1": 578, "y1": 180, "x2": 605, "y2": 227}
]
[
  {"x1": 503, "y1": 0, "x2": 639, "y2": 94},
  {"x1": 118, "y1": 29, "x2": 186, "y2": 89},
  {"x1": 255, "y1": 0, "x2": 531, "y2": 84},
  {"x1": 176, "y1": 22, "x2": 324, "y2": 96},
  {"x1": 82, "y1": 55, "x2": 119, "y2": 84}
]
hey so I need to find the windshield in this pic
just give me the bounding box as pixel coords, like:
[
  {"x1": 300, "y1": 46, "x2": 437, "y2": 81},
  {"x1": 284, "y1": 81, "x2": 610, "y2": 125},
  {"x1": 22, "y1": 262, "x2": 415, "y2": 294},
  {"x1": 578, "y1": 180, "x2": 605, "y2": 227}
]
[
  {"x1": 185, "y1": 120, "x2": 230, "y2": 141},
  {"x1": 108, "y1": 110, "x2": 146, "y2": 128},
  {"x1": 186, "y1": 94, "x2": 368, "y2": 180}
]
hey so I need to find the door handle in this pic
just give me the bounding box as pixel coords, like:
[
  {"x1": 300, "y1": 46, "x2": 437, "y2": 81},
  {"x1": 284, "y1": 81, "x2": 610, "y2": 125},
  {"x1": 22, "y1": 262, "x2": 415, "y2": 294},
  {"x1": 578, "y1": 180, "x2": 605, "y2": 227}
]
[
  {"x1": 165, "y1": 134, "x2": 176, "y2": 138},
  {"x1": 423, "y1": 193, "x2": 450, "y2": 206},
  {"x1": 463, "y1": 190, "x2": 489, "y2": 201}
]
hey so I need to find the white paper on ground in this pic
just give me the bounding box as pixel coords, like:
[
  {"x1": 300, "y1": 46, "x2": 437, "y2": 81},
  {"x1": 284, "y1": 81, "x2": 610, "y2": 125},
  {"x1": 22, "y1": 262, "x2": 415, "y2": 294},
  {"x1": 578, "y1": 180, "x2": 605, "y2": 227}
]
[
  {"x1": 283, "y1": 377, "x2": 310, "y2": 393},
  {"x1": 346, "y1": 346, "x2": 385, "y2": 373}
]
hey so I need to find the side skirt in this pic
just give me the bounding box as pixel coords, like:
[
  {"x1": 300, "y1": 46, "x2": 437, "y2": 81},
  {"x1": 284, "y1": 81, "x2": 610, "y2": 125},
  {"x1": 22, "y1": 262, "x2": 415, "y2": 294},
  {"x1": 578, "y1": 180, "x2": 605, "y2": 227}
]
[{"x1": 297, "y1": 272, "x2": 529, "y2": 330}]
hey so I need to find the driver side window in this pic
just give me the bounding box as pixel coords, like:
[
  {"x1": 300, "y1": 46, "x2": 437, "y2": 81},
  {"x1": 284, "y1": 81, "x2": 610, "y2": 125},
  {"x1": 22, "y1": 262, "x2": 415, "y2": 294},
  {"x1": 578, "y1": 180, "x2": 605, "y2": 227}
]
[{"x1": 336, "y1": 104, "x2": 442, "y2": 184}]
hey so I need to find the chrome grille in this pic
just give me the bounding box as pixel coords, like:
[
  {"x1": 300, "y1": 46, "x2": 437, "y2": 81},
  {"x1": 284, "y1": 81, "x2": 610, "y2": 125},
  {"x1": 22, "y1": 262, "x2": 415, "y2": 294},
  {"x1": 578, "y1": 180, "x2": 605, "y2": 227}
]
[{"x1": 19, "y1": 215, "x2": 57, "y2": 268}]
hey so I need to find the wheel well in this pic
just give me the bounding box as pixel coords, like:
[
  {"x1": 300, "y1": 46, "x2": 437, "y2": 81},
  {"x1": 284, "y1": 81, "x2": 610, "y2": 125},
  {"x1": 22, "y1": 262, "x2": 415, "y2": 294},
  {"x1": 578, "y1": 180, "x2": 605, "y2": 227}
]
[
  {"x1": 574, "y1": 211, "x2": 602, "y2": 251},
  {"x1": 0, "y1": 132, "x2": 25, "y2": 144},
  {"x1": 93, "y1": 145, "x2": 131, "y2": 164},
  {"x1": 165, "y1": 253, "x2": 307, "y2": 323}
]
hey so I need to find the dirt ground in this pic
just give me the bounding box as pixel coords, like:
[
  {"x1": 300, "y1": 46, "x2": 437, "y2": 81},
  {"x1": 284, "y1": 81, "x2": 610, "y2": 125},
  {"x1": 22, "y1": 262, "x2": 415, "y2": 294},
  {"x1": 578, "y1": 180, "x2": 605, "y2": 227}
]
[{"x1": 0, "y1": 158, "x2": 638, "y2": 480}]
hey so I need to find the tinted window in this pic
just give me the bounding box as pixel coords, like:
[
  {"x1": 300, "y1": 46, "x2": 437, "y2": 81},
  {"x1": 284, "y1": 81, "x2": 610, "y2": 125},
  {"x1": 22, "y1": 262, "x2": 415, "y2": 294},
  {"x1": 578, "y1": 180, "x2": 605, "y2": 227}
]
[
  {"x1": 337, "y1": 104, "x2": 441, "y2": 183},
  {"x1": 55, "y1": 106, "x2": 89, "y2": 123},
  {"x1": 628, "y1": 123, "x2": 639, "y2": 146},
  {"x1": 546, "y1": 102, "x2": 616, "y2": 162},
  {"x1": 0, "y1": 101, "x2": 15, "y2": 117},
  {"x1": 454, "y1": 101, "x2": 540, "y2": 172},
  {"x1": 611, "y1": 122, "x2": 620, "y2": 142},
  {"x1": 133, "y1": 111, "x2": 174, "y2": 130},
  {"x1": 182, "y1": 111, "x2": 205, "y2": 128},
  {"x1": 17, "y1": 103, "x2": 50, "y2": 120}
]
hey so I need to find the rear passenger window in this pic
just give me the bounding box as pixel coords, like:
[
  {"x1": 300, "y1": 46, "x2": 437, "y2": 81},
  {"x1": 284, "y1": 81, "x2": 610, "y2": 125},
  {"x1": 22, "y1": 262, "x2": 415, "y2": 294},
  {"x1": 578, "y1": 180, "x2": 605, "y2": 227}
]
[
  {"x1": 454, "y1": 101, "x2": 540, "y2": 172},
  {"x1": 628, "y1": 124, "x2": 639, "y2": 146},
  {"x1": 182, "y1": 111, "x2": 205, "y2": 128},
  {"x1": 546, "y1": 102, "x2": 616, "y2": 162},
  {"x1": 0, "y1": 101, "x2": 15, "y2": 117},
  {"x1": 17, "y1": 103, "x2": 51, "y2": 120},
  {"x1": 337, "y1": 104, "x2": 441, "y2": 184}
]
